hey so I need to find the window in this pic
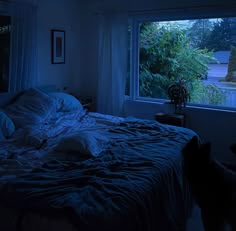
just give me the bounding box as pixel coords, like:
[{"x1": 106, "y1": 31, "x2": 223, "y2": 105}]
[
  {"x1": 128, "y1": 15, "x2": 236, "y2": 109},
  {"x1": 0, "y1": 15, "x2": 11, "y2": 92}
]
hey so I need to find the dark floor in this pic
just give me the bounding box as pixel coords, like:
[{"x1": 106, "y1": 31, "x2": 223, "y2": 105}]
[
  {"x1": 186, "y1": 206, "x2": 232, "y2": 231},
  {"x1": 186, "y1": 161, "x2": 236, "y2": 231},
  {"x1": 186, "y1": 205, "x2": 204, "y2": 231}
]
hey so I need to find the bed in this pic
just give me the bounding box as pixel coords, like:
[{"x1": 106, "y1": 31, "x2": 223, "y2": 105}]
[{"x1": 0, "y1": 87, "x2": 197, "y2": 231}]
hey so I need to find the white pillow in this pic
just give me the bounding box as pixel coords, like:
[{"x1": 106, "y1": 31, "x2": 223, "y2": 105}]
[
  {"x1": 48, "y1": 92, "x2": 84, "y2": 112},
  {"x1": 4, "y1": 88, "x2": 57, "y2": 128},
  {"x1": 55, "y1": 130, "x2": 109, "y2": 157},
  {"x1": 0, "y1": 111, "x2": 15, "y2": 138}
]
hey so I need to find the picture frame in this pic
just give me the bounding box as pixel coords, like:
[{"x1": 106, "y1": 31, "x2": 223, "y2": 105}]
[{"x1": 51, "y1": 30, "x2": 65, "y2": 64}]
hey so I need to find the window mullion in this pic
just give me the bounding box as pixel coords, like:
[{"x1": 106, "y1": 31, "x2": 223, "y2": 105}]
[{"x1": 130, "y1": 19, "x2": 139, "y2": 100}]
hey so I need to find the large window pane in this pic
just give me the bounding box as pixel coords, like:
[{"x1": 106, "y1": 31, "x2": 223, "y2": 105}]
[
  {"x1": 138, "y1": 17, "x2": 236, "y2": 108},
  {"x1": 0, "y1": 15, "x2": 11, "y2": 93}
]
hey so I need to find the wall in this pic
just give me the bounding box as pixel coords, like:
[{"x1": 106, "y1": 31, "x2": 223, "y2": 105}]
[
  {"x1": 36, "y1": 0, "x2": 81, "y2": 93},
  {"x1": 77, "y1": 9, "x2": 99, "y2": 97},
  {"x1": 85, "y1": 0, "x2": 236, "y2": 12},
  {"x1": 79, "y1": 0, "x2": 236, "y2": 162}
]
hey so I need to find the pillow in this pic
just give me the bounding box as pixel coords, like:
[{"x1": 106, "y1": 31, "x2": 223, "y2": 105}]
[
  {"x1": 4, "y1": 88, "x2": 57, "y2": 128},
  {"x1": 55, "y1": 130, "x2": 109, "y2": 157},
  {"x1": 0, "y1": 111, "x2": 15, "y2": 138},
  {"x1": 48, "y1": 92, "x2": 84, "y2": 112}
]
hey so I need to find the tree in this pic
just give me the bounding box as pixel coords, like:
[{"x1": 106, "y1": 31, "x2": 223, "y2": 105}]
[
  {"x1": 204, "y1": 18, "x2": 236, "y2": 51},
  {"x1": 139, "y1": 22, "x2": 212, "y2": 97},
  {"x1": 188, "y1": 18, "x2": 236, "y2": 51},
  {"x1": 225, "y1": 46, "x2": 236, "y2": 82},
  {"x1": 139, "y1": 22, "x2": 225, "y2": 105},
  {"x1": 188, "y1": 19, "x2": 213, "y2": 49}
]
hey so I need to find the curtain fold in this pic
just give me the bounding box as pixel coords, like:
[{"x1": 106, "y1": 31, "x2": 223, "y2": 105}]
[
  {"x1": 8, "y1": 3, "x2": 37, "y2": 92},
  {"x1": 0, "y1": 1, "x2": 9, "y2": 14},
  {"x1": 97, "y1": 12, "x2": 128, "y2": 116}
]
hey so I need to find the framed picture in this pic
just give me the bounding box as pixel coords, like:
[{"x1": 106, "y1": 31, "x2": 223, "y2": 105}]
[{"x1": 51, "y1": 30, "x2": 65, "y2": 64}]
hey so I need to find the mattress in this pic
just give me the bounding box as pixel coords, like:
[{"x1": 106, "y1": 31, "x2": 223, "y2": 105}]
[{"x1": 0, "y1": 111, "x2": 196, "y2": 231}]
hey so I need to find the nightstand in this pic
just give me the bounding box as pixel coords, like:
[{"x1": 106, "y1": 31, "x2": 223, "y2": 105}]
[
  {"x1": 71, "y1": 94, "x2": 94, "y2": 112},
  {"x1": 155, "y1": 113, "x2": 185, "y2": 127},
  {"x1": 82, "y1": 102, "x2": 93, "y2": 111}
]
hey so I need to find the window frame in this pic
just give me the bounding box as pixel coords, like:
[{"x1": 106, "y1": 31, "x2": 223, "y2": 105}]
[{"x1": 128, "y1": 7, "x2": 236, "y2": 112}]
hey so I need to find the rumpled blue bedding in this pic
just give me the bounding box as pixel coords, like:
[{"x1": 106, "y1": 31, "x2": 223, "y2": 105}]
[{"x1": 0, "y1": 118, "x2": 196, "y2": 231}]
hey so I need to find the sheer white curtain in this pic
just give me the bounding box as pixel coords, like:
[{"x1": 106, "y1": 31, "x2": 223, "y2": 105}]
[
  {"x1": 97, "y1": 12, "x2": 128, "y2": 116},
  {"x1": 8, "y1": 3, "x2": 37, "y2": 92}
]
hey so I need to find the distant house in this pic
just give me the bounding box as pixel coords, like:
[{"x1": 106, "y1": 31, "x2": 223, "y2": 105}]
[
  {"x1": 211, "y1": 51, "x2": 230, "y2": 64},
  {"x1": 208, "y1": 51, "x2": 230, "y2": 78}
]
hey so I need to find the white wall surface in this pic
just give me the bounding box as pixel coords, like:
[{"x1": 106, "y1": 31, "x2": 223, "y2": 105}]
[
  {"x1": 85, "y1": 0, "x2": 236, "y2": 12},
  {"x1": 36, "y1": 0, "x2": 81, "y2": 93},
  {"x1": 77, "y1": 10, "x2": 99, "y2": 97},
  {"x1": 79, "y1": 0, "x2": 236, "y2": 162}
]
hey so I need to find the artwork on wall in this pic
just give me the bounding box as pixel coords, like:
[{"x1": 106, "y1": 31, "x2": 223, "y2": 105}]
[{"x1": 51, "y1": 30, "x2": 65, "y2": 64}]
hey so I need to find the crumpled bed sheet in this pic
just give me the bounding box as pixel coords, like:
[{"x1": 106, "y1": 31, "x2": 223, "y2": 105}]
[{"x1": 0, "y1": 113, "x2": 196, "y2": 231}]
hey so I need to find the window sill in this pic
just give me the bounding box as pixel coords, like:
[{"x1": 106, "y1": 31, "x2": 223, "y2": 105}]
[{"x1": 124, "y1": 97, "x2": 236, "y2": 114}]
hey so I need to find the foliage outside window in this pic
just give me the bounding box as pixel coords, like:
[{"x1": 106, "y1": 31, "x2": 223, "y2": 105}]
[{"x1": 128, "y1": 17, "x2": 236, "y2": 109}]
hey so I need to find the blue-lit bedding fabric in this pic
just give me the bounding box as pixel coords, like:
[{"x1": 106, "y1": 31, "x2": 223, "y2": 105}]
[{"x1": 0, "y1": 117, "x2": 197, "y2": 231}]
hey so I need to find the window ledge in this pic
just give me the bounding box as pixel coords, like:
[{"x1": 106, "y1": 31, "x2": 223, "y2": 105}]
[{"x1": 124, "y1": 98, "x2": 236, "y2": 114}]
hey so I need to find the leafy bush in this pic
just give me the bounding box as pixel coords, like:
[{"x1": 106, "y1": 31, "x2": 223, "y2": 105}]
[
  {"x1": 190, "y1": 80, "x2": 226, "y2": 105},
  {"x1": 139, "y1": 22, "x2": 225, "y2": 105},
  {"x1": 139, "y1": 69, "x2": 171, "y2": 98}
]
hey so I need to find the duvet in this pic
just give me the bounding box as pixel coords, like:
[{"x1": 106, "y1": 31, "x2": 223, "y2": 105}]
[{"x1": 0, "y1": 112, "x2": 196, "y2": 231}]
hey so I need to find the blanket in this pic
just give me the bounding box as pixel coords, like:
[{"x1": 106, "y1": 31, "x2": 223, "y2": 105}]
[{"x1": 0, "y1": 118, "x2": 196, "y2": 231}]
